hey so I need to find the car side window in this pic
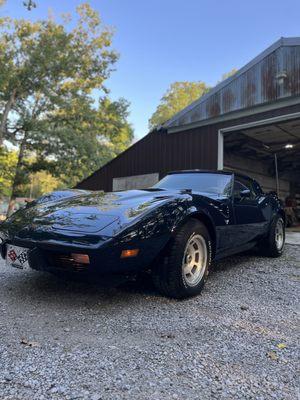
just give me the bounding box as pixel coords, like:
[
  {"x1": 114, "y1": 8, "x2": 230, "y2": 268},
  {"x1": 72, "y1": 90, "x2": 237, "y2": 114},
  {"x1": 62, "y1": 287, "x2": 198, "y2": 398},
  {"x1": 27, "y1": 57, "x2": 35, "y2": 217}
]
[{"x1": 233, "y1": 177, "x2": 256, "y2": 199}]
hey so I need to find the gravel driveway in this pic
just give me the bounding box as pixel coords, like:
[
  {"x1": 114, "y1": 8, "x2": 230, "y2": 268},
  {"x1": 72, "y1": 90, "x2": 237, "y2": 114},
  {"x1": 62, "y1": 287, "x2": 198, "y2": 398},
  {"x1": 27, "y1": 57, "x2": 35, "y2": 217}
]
[{"x1": 0, "y1": 245, "x2": 299, "y2": 400}]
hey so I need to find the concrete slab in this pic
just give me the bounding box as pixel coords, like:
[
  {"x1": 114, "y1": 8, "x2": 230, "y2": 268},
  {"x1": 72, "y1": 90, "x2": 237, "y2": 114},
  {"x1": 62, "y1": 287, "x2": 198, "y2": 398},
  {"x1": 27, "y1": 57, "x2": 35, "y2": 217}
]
[
  {"x1": 287, "y1": 226, "x2": 300, "y2": 233},
  {"x1": 286, "y1": 232, "x2": 300, "y2": 246}
]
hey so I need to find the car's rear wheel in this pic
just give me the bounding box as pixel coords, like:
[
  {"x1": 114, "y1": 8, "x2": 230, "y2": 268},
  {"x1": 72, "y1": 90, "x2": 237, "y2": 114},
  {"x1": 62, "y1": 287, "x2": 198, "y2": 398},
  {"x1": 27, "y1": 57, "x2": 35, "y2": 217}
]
[
  {"x1": 152, "y1": 219, "x2": 212, "y2": 299},
  {"x1": 260, "y1": 215, "x2": 285, "y2": 257}
]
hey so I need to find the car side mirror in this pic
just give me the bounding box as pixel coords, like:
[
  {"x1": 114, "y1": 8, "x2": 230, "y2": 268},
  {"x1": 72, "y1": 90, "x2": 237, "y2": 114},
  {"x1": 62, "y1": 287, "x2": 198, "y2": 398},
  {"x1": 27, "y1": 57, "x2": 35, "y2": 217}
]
[{"x1": 240, "y1": 189, "x2": 251, "y2": 198}]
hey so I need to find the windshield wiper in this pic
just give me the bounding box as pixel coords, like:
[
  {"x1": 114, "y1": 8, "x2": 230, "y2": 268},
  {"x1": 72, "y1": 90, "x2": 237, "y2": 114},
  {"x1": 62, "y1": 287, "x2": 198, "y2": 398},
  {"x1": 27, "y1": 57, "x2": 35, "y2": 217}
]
[
  {"x1": 180, "y1": 188, "x2": 192, "y2": 194},
  {"x1": 144, "y1": 188, "x2": 165, "y2": 192}
]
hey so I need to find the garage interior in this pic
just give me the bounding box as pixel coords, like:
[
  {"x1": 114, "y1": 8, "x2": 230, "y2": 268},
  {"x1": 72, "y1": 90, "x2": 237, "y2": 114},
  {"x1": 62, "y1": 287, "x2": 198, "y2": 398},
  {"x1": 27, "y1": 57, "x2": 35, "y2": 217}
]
[{"x1": 223, "y1": 115, "x2": 300, "y2": 226}]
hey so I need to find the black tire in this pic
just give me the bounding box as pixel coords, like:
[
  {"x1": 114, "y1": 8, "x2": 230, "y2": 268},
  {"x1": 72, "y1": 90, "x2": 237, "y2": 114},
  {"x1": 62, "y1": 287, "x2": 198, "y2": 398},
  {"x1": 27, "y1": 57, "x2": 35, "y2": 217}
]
[
  {"x1": 260, "y1": 215, "x2": 285, "y2": 257},
  {"x1": 152, "y1": 219, "x2": 212, "y2": 299}
]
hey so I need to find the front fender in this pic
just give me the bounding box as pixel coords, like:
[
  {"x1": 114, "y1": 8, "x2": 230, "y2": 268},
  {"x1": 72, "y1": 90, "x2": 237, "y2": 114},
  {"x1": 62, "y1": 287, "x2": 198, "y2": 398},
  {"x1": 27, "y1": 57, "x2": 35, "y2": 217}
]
[
  {"x1": 112, "y1": 198, "x2": 218, "y2": 261},
  {"x1": 169, "y1": 207, "x2": 217, "y2": 257}
]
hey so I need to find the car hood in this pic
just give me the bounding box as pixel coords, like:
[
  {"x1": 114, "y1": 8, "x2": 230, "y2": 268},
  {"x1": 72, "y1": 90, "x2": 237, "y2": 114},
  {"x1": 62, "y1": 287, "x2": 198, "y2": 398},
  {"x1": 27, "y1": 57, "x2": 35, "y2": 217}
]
[{"x1": 1, "y1": 189, "x2": 184, "y2": 240}]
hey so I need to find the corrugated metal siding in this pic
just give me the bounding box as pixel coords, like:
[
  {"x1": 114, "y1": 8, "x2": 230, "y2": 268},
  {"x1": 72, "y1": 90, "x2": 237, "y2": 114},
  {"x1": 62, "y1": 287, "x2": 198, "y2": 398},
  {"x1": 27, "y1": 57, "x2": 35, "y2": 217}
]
[
  {"x1": 78, "y1": 125, "x2": 218, "y2": 191},
  {"x1": 168, "y1": 45, "x2": 300, "y2": 128},
  {"x1": 283, "y1": 46, "x2": 300, "y2": 96},
  {"x1": 77, "y1": 104, "x2": 300, "y2": 192}
]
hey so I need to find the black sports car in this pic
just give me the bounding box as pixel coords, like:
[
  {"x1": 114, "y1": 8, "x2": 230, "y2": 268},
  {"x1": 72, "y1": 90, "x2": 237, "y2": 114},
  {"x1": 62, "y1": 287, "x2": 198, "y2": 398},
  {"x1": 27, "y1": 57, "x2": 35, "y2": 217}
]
[{"x1": 0, "y1": 171, "x2": 285, "y2": 298}]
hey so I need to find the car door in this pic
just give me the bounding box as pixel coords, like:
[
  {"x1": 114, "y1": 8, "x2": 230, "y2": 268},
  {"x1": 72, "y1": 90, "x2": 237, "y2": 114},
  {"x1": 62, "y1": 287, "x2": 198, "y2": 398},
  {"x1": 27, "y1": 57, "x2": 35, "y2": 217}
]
[{"x1": 232, "y1": 175, "x2": 266, "y2": 247}]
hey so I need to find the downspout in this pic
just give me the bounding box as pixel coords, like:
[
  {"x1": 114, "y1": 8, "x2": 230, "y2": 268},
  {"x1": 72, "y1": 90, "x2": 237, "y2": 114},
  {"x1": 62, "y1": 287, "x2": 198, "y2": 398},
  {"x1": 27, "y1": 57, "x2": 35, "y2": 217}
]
[{"x1": 274, "y1": 153, "x2": 279, "y2": 195}]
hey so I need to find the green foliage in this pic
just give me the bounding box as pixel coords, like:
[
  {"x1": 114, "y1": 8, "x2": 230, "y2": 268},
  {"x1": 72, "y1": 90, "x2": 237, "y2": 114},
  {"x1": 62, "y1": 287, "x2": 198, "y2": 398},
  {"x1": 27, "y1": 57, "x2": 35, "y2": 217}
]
[
  {"x1": 26, "y1": 96, "x2": 133, "y2": 187},
  {"x1": 220, "y1": 68, "x2": 238, "y2": 82},
  {"x1": 0, "y1": 3, "x2": 133, "y2": 199},
  {"x1": 149, "y1": 81, "x2": 210, "y2": 129},
  {"x1": 149, "y1": 71, "x2": 238, "y2": 129},
  {"x1": 0, "y1": 3, "x2": 118, "y2": 131},
  {"x1": 0, "y1": 148, "x2": 62, "y2": 199},
  {"x1": 0, "y1": 147, "x2": 17, "y2": 197},
  {"x1": 28, "y1": 171, "x2": 62, "y2": 198}
]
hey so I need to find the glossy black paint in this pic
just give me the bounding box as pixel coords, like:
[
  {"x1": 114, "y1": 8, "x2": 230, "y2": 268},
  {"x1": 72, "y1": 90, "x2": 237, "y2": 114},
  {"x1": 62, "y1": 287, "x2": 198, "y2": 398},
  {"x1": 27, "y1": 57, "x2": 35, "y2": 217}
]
[{"x1": 0, "y1": 172, "x2": 284, "y2": 275}]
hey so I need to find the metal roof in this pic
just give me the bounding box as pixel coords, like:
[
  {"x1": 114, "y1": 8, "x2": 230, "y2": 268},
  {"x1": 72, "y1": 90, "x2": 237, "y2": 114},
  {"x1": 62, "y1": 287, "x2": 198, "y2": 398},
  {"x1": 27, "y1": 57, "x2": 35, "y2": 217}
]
[{"x1": 164, "y1": 37, "x2": 300, "y2": 130}]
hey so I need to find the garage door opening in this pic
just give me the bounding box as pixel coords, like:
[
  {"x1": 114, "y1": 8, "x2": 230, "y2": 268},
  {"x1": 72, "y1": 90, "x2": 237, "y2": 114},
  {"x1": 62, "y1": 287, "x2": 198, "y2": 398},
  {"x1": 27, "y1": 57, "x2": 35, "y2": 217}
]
[{"x1": 218, "y1": 113, "x2": 300, "y2": 226}]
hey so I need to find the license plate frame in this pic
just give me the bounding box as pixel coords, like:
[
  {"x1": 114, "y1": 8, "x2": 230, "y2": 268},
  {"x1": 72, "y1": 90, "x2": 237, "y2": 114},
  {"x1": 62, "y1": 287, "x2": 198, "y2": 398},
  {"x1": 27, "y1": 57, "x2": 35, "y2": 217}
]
[{"x1": 6, "y1": 244, "x2": 30, "y2": 270}]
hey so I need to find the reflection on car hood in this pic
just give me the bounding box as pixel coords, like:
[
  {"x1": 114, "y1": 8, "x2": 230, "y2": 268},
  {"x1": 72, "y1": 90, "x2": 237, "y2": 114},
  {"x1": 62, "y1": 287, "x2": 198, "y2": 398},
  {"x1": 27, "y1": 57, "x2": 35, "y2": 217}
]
[{"x1": 2, "y1": 189, "x2": 182, "y2": 236}]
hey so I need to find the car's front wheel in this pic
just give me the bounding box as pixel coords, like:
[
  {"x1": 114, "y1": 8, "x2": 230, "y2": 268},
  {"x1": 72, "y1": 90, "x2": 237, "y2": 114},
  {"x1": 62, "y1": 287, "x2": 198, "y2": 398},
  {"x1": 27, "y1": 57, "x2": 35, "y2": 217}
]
[{"x1": 152, "y1": 219, "x2": 212, "y2": 299}]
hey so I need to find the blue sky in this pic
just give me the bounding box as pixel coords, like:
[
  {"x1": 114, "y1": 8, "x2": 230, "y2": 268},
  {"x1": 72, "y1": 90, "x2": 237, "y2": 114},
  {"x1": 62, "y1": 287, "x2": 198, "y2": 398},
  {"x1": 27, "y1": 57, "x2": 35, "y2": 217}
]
[{"x1": 2, "y1": 0, "x2": 300, "y2": 139}]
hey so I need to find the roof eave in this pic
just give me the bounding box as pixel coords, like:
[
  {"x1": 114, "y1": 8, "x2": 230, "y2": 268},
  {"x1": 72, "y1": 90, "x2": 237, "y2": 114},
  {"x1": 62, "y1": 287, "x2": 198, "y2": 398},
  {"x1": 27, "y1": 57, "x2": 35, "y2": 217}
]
[
  {"x1": 163, "y1": 37, "x2": 300, "y2": 129},
  {"x1": 166, "y1": 96, "x2": 300, "y2": 134}
]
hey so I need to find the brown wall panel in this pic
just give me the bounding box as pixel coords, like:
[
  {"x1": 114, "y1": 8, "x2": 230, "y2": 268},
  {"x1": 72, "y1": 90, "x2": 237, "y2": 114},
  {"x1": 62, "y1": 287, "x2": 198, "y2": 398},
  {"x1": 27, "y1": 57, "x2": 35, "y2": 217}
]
[{"x1": 77, "y1": 104, "x2": 300, "y2": 192}]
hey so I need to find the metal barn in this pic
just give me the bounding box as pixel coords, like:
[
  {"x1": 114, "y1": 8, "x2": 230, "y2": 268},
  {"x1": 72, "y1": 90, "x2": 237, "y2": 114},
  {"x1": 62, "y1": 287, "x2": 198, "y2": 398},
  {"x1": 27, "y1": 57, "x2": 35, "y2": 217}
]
[{"x1": 77, "y1": 37, "x2": 300, "y2": 207}]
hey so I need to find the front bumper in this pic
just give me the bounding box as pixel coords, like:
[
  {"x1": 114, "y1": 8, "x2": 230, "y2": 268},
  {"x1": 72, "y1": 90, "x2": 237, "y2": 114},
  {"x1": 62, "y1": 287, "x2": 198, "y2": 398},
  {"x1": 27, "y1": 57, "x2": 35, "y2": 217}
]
[{"x1": 0, "y1": 234, "x2": 166, "y2": 276}]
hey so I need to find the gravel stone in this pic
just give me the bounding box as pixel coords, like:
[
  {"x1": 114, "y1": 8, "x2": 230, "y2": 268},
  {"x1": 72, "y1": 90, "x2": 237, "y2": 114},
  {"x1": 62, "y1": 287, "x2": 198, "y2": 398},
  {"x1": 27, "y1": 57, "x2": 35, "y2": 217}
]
[{"x1": 0, "y1": 245, "x2": 299, "y2": 399}]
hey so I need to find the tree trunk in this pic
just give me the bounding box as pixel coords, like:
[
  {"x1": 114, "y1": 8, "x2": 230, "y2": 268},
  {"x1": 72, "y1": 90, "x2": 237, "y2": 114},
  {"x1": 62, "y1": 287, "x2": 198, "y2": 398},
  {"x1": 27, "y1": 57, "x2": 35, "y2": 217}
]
[
  {"x1": 6, "y1": 132, "x2": 27, "y2": 217},
  {"x1": 0, "y1": 89, "x2": 17, "y2": 147}
]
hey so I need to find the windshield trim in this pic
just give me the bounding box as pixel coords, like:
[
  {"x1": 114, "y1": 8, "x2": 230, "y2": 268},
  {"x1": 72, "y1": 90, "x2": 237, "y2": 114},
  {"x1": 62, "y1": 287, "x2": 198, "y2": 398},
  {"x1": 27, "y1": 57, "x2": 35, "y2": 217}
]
[
  {"x1": 167, "y1": 170, "x2": 233, "y2": 176},
  {"x1": 153, "y1": 172, "x2": 233, "y2": 196}
]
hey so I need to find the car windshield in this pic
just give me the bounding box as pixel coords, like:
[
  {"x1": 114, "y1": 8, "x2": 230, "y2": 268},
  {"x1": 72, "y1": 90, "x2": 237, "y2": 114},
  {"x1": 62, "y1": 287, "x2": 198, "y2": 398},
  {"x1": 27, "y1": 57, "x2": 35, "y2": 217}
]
[{"x1": 153, "y1": 173, "x2": 233, "y2": 196}]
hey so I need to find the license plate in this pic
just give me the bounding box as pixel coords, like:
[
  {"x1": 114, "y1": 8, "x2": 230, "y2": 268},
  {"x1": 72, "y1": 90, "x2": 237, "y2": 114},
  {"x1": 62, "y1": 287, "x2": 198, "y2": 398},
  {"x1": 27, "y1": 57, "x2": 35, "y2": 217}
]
[{"x1": 6, "y1": 245, "x2": 30, "y2": 270}]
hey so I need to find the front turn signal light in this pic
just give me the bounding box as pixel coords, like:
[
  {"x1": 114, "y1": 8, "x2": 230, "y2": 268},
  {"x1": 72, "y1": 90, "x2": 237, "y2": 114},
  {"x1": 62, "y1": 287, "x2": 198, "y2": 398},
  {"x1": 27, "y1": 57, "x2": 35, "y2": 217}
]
[
  {"x1": 71, "y1": 253, "x2": 90, "y2": 264},
  {"x1": 121, "y1": 249, "x2": 139, "y2": 258}
]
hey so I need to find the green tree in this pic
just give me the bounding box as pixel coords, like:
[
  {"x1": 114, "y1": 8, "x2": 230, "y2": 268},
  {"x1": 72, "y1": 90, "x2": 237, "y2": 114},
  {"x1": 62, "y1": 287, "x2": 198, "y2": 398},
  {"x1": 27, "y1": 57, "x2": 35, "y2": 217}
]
[
  {"x1": 149, "y1": 70, "x2": 239, "y2": 129},
  {"x1": 0, "y1": 147, "x2": 18, "y2": 198},
  {"x1": 220, "y1": 68, "x2": 238, "y2": 82},
  {"x1": 25, "y1": 95, "x2": 133, "y2": 188},
  {"x1": 27, "y1": 171, "x2": 62, "y2": 198},
  {"x1": 0, "y1": 150, "x2": 62, "y2": 201},
  {"x1": 149, "y1": 81, "x2": 210, "y2": 129},
  {"x1": 0, "y1": 4, "x2": 133, "y2": 215},
  {"x1": 0, "y1": 4, "x2": 118, "y2": 145}
]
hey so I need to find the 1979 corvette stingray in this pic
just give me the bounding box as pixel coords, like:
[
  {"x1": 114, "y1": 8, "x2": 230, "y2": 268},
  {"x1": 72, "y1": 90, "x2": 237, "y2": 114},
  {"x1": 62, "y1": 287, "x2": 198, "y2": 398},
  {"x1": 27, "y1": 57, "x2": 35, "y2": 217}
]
[{"x1": 0, "y1": 171, "x2": 285, "y2": 298}]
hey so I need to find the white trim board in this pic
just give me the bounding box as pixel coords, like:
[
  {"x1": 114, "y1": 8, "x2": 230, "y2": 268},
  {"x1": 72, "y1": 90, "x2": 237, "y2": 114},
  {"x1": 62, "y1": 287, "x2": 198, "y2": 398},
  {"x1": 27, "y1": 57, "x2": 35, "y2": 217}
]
[{"x1": 217, "y1": 111, "x2": 300, "y2": 170}]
